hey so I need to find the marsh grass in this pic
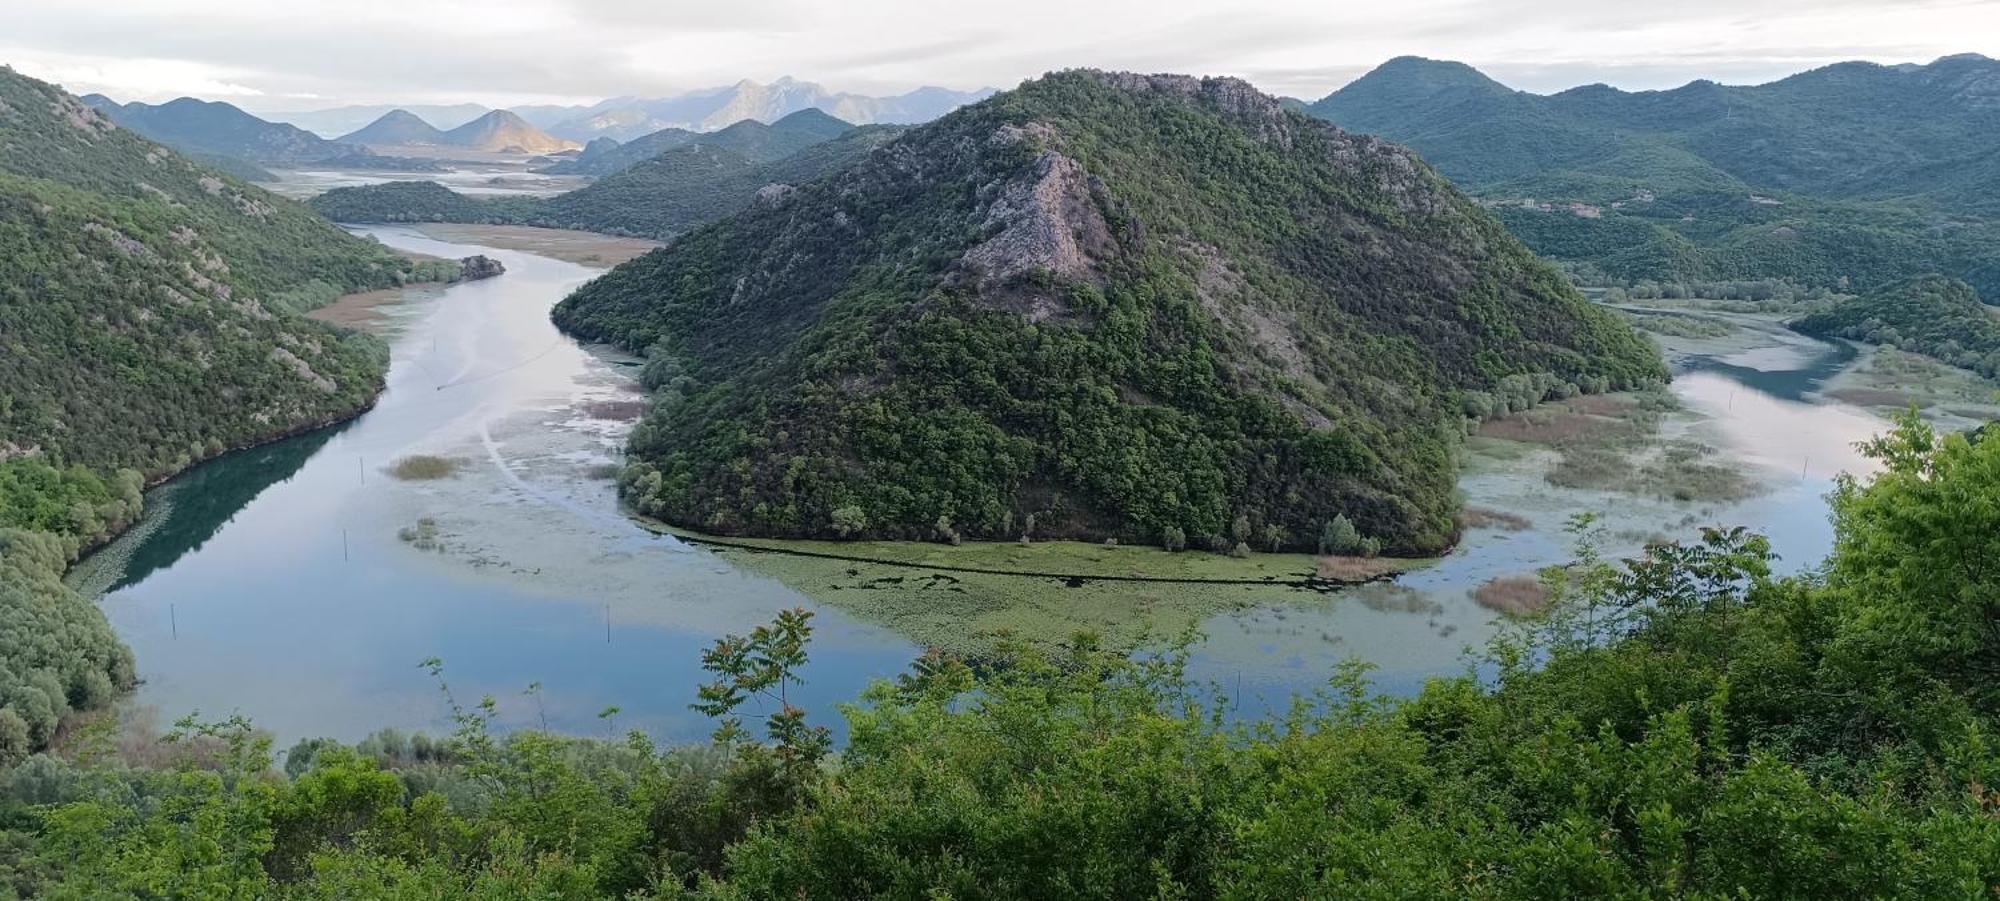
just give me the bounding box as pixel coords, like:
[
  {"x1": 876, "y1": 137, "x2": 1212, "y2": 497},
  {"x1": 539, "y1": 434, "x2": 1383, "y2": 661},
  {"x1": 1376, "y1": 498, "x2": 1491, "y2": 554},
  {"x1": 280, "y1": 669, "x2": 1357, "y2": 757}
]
[
  {"x1": 387, "y1": 455, "x2": 460, "y2": 481},
  {"x1": 1459, "y1": 506, "x2": 1533, "y2": 532},
  {"x1": 1473, "y1": 575, "x2": 1549, "y2": 617}
]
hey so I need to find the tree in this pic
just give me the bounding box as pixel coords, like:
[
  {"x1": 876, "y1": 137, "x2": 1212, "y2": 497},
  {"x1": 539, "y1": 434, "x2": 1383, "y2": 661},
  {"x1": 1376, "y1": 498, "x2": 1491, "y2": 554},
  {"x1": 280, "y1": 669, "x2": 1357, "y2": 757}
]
[
  {"x1": 1318, "y1": 515, "x2": 1360, "y2": 555},
  {"x1": 829, "y1": 504, "x2": 868, "y2": 537},
  {"x1": 693, "y1": 607, "x2": 831, "y2": 779}
]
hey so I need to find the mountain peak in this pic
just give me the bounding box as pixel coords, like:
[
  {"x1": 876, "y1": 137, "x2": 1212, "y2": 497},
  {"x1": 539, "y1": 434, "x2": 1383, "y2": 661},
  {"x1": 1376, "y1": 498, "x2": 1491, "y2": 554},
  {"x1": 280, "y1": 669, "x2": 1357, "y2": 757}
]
[
  {"x1": 338, "y1": 108, "x2": 448, "y2": 146},
  {"x1": 441, "y1": 109, "x2": 576, "y2": 152},
  {"x1": 1358, "y1": 56, "x2": 1512, "y2": 93}
]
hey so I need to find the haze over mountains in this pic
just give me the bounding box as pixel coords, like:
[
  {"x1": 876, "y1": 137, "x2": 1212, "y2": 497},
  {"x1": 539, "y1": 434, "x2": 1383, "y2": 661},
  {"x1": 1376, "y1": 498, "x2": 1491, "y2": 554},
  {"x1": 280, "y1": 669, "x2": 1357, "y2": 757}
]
[
  {"x1": 261, "y1": 77, "x2": 994, "y2": 141},
  {"x1": 311, "y1": 110, "x2": 901, "y2": 238}
]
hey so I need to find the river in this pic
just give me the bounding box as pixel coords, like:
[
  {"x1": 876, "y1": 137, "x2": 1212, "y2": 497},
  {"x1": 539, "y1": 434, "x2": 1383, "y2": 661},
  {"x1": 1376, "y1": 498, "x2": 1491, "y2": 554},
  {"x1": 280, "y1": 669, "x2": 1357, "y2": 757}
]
[
  {"x1": 68, "y1": 227, "x2": 919, "y2": 745},
  {"x1": 70, "y1": 228, "x2": 1898, "y2": 744}
]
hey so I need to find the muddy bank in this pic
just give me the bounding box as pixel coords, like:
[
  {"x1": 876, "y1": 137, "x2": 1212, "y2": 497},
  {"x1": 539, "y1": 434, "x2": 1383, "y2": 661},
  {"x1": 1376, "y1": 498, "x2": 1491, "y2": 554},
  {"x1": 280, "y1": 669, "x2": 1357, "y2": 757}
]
[{"x1": 411, "y1": 224, "x2": 660, "y2": 267}]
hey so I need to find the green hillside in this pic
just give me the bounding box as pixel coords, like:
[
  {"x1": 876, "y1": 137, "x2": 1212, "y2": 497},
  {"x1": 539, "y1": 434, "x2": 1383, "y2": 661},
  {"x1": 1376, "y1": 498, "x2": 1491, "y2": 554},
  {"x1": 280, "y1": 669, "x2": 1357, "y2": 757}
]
[
  {"x1": 1791, "y1": 276, "x2": 2000, "y2": 378},
  {"x1": 552, "y1": 70, "x2": 1661, "y2": 554},
  {"x1": 1310, "y1": 55, "x2": 2000, "y2": 299},
  {"x1": 539, "y1": 108, "x2": 857, "y2": 177},
  {"x1": 0, "y1": 66, "x2": 455, "y2": 758}
]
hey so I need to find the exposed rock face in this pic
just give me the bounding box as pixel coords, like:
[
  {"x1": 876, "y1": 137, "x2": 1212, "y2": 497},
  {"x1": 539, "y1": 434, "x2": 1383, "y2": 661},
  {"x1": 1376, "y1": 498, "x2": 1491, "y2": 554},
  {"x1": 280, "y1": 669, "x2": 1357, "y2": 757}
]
[
  {"x1": 961, "y1": 149, "x2": 1116, "y2": 290},
  {"x1": 455, "y1": 254, "x2": 505, "y2": 281}
]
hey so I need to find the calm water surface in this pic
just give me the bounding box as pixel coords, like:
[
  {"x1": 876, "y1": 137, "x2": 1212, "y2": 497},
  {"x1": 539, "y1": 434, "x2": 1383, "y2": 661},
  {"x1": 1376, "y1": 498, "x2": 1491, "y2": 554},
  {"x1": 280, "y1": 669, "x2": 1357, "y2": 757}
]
[
  {"x1": 71, "y1": 227, "x2": 917, "y2": 745},
  {"x1": 73, "y1": 236, "x2": 1895, "y2": 742}
]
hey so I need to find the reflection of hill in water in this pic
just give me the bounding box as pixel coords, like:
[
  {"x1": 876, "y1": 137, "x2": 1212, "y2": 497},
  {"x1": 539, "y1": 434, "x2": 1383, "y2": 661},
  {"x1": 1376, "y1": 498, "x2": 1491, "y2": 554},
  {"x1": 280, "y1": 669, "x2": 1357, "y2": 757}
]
[
  {"x1": 1678, "y1": 337, "x2": 1856, "y2": 403},
  {"x1": 101, "y1": 424, "x2": 347, "y2": 592}
]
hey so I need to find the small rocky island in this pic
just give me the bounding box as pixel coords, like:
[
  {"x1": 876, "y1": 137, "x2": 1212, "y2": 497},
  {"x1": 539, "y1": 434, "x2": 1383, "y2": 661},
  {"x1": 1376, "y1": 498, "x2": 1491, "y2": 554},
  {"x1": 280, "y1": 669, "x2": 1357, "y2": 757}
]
[{"x1": 454, "y1": 254, "x2": 505, "y2": 281}]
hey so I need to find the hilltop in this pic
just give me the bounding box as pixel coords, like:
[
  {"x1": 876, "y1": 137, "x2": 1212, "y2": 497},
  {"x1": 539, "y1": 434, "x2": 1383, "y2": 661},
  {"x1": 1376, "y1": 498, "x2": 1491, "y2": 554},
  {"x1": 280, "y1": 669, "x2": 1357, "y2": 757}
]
[
  {"x1": 439, "y1": 110, "x2": 578, "y2": 153},
  {"x1": 551, "y1": 70, "x2": 1661, "y2": 553},
  {"x1": 337, "y1": 108, "x2": 450, "y2": 146},
  {"x1": 539, "y1": 108, "x2": 857, "y2": 176},
  {"x1": 81, "y1": 94, "x2": 364, "y2": 165},
  {"x1": 1308, "y1": 55, "x2": 2000, "y2": 299}
]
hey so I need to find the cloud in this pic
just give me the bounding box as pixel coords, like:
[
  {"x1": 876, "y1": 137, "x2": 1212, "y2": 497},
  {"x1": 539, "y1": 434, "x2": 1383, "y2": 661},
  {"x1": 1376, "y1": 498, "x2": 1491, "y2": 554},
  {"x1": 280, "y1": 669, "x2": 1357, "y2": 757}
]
[{"x1": 0, "y1": 0, "x2": 1992, "y2": 107}]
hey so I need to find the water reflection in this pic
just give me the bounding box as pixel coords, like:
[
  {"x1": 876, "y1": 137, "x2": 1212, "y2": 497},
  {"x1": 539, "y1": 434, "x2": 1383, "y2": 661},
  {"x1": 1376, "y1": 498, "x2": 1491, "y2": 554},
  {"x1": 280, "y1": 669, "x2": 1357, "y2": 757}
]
[
  {"x1": 72, "y1": 425, "x2": 348, "y2": 595},
  {"x1": 1187, "y1": 327, "x2": 1887, "y2": 700},
  {"x1": 83, "y1": 227, "x2": 918, "y2": 746}
]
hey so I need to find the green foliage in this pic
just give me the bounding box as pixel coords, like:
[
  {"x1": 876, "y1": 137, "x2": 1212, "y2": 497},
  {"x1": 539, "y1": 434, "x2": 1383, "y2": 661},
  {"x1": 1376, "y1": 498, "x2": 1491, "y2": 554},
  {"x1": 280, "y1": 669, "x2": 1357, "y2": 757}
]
[
  {"x1": 1791, "y1": 276, "x2": 2000, "y2": 378},
  {"x1": 542, "y1": 109, "x2": 865, "y2": 178},
  {"x1": 554, "y1": 71, "x2": 1660, "y2": 554}
]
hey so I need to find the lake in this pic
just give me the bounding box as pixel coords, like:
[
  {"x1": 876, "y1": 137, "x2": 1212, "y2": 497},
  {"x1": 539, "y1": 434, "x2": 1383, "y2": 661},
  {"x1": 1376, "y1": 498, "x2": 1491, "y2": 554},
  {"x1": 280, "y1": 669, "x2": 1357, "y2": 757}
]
[{"x1": 71, "y1": 228, "x2": 1895, "y2": 745}]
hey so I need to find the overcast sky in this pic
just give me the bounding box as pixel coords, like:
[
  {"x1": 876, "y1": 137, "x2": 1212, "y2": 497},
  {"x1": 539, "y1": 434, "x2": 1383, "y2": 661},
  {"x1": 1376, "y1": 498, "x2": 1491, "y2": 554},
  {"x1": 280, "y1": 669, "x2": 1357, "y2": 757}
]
[{"x1": 3, "y1": 0, "x2": 1995, "y2": 111}]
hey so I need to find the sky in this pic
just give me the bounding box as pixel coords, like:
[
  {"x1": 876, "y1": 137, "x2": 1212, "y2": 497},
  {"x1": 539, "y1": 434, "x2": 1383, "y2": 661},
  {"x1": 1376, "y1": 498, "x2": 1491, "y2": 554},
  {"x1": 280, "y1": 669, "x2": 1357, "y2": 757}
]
[{"x1": 2, "y1": 0, "x2": 1995, "y2": 111}]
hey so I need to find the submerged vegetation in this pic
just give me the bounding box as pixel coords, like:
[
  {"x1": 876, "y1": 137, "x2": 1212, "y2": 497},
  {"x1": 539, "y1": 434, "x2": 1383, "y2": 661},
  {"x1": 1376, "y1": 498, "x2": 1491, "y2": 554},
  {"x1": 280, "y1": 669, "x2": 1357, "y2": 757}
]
[
  {"x1": 386, "y1": 455, "x2": 461, "y2": 481},
  {"x1": 2, "y1": 416, "x2": 1997, "y2": 896}
]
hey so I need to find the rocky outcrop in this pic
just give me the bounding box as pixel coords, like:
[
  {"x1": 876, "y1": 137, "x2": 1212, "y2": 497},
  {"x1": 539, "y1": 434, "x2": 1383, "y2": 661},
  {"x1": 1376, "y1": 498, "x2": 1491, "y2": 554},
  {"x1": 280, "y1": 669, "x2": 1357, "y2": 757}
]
[
  {"x1": 455, "y1": 254, "x2": 505, "y2": 281},
  {"x1": 960, "y1": 150, "x2": 1116, "y2": 291}
]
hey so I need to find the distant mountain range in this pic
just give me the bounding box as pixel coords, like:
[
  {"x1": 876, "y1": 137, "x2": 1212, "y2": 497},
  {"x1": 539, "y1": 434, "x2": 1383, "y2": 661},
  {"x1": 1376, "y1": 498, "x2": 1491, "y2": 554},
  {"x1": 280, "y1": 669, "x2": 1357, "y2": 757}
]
[
  {"x1": 259, "y1": 78, "x2": 993, "y2": 141},
  {"x1": 540, "y1": 108, "x2": 857, "y2": 176},
  {"x1": 309, "y1": 114, "x2": 901, "y2": 240},
  {"x1": 1305, "y1": 54, "x2": 2000, "y2": 299},
  {"x1": 333, "y1": 108, "x2": 578, "y2": 154},
  {"x1": 435, "y1": 110, "x2": 578, "y2": 153},
  {"x1": 539, "y1": 78, "x2": 996, "y2": 141},
  {"x1": 260, "y1": 103, "x2": 492, "y2": 137},
  {"x1": 336, "y1": 109, "x2": 448, "y2": 146},
  {"x1": 81, "y1": 94, "x2": 364, "y2": 166}
]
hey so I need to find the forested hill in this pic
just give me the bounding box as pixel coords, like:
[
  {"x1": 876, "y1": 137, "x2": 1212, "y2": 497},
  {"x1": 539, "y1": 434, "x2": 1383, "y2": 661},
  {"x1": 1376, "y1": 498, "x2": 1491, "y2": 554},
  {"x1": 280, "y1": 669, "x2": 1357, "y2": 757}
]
[
  {"x1": 553, "y1": 70, "x2": 1662, "y2": 554},
  {"x1": 309, "y1": 125, "x2": 905, "y2": 239},
  {"x1": 1791, "y1": 276, "x2": 2000, "y2": 380},
  {"x1": 1, "y1": 67, "x2": 450, "y2": 478},
  {"x1": 1309, "y1": 55, "x2": 2000, "y2": 298},
  {"x1": 0, "y1": 66, "x2": 454, "y2": 761}
]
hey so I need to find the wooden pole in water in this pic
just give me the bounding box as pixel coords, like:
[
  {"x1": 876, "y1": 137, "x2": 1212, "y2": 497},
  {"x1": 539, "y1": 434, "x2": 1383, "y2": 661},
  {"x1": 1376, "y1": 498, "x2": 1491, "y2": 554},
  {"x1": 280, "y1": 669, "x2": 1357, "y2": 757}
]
[
  {"x1": 169, "y1": 604, "x2": 177, "y2": 639},
  {"x1": 605, "y1": 604, "x2": 611, "y2": 643},
  {"x1": 342, "y1": 529, "x2": 349, "y2": 562}
]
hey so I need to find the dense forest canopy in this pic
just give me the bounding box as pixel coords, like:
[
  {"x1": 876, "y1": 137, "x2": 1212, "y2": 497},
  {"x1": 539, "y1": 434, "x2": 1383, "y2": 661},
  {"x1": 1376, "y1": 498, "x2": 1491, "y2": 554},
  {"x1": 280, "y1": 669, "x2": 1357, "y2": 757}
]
[
  {"x1": 1790, "y1": 276, "x2": 2000, "y2": 379},
  {"x1": 552, "y1": 70, "x2": 1662, "y2": 553},
  {"x1": 1310, "y1": 55, "x2": 2000, "y2": 301}
]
